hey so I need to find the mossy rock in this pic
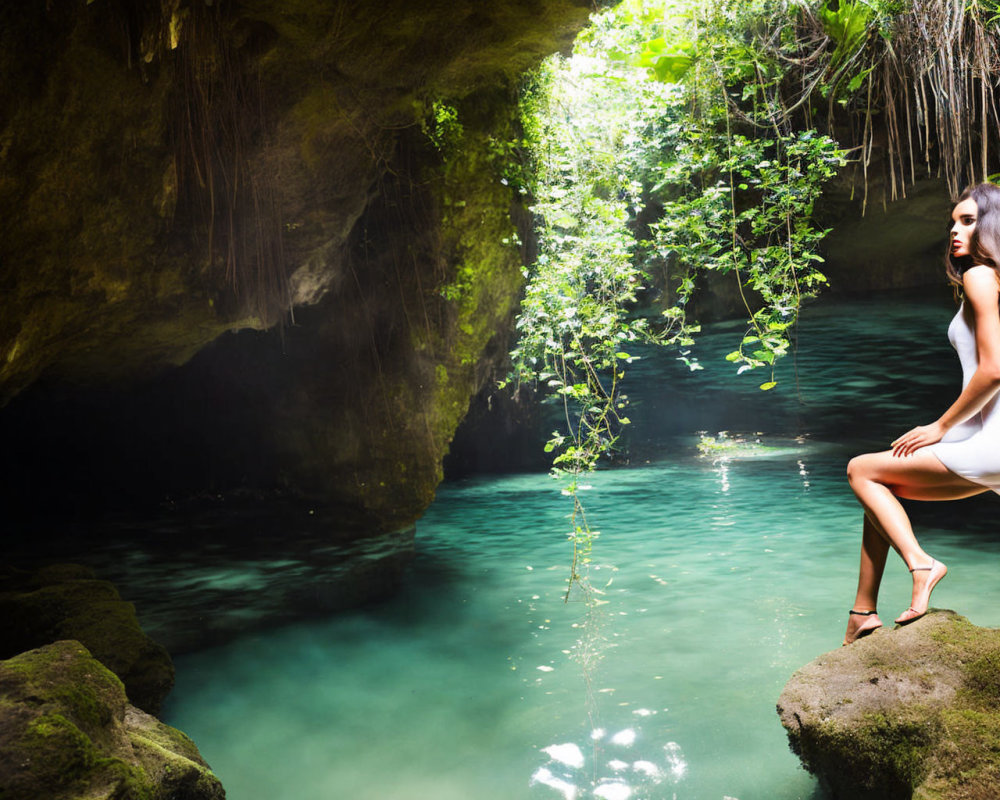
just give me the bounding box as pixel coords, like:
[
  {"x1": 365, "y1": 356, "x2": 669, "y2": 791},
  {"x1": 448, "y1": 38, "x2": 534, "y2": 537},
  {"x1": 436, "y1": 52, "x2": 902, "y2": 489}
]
[
  {"x1": 0, "y1": 0, "x2": 594, "y2": 533},
  {"x1": 0, "y1": 640, "x2": 223, "y2": 800},
  {"x1": 0, "y1": 565, "x2": 174, "y2": 714},
  {"x1": 777, "y1": 610, "x2": 1000, "y2": 799}
]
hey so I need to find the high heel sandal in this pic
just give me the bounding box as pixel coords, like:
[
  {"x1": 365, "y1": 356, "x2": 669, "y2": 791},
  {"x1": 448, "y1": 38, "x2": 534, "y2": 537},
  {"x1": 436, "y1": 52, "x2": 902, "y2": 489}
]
[
  {"x1": 895, "y1": 559, "x2": 947, "y2": 625},
  {"x1": 843, "y1": 609, "x2": 882, "y2": 646}
]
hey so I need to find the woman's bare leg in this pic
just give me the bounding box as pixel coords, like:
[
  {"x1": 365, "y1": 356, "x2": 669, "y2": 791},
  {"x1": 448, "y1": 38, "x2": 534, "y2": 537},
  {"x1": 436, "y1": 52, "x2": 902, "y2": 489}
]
[
  {"x1": 844, "y1": 514, "x2": 891, "y2": 644},
  {"x1": 845, "y1": 449, "x2": 986, "y2": 635},
  {"x1": 853, "y1": 514, "x2": 890, "y2": 610}
]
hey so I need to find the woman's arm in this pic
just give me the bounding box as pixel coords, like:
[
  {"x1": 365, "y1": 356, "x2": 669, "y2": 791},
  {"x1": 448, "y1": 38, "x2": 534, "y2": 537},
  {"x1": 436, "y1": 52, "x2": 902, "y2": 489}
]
[{"x1": 892, "y1": 264, "x2": 1000, "y2": 457}]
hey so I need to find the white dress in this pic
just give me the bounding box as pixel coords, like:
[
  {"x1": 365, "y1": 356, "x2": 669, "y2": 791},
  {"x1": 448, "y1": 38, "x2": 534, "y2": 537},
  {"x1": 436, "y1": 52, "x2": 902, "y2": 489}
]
[{"x1": 927, "y1": 301, "x2": 1000, "y2": 492}]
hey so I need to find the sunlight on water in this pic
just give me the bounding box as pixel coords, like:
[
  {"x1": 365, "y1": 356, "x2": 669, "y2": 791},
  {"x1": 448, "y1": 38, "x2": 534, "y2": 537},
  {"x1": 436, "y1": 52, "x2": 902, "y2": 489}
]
[{"x1": 163, "y1": 296, "x2": 1000, "y2": 800}]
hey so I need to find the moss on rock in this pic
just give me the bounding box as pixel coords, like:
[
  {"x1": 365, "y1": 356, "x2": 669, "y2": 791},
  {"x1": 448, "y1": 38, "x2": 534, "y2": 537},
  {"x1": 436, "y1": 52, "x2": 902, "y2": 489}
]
[
  {"x1": 778, "y1": 610, "x2": 1000, "y2": 800},
  {"x1": 351, "y1": 88, "x2": 526, "y2": 522},
  {"x1": 1, "y1": 0, "x2": 596, "y2": 535},
  {"x1": 260, "y1": 81, "x2": 535, "y2": 530},
  {"x1": 0, "y1": 640, "x2": 223, "y2": 800},
  {"x1": 0, "y1": 564, "x2": 174, "y2": 715}
]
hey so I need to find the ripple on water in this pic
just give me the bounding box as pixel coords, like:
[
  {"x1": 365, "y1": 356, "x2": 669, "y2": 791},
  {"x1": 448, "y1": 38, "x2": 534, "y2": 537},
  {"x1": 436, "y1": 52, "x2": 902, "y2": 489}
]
[{"x1": 153, "y1": 297, "x2": 1000, "y2": 799}]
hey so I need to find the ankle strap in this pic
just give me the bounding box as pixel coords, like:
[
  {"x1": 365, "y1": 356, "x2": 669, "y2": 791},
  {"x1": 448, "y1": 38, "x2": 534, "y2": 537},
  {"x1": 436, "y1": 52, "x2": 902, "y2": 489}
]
[{"x1": 849, "y1": 609, "x2": 878, "y2": 616}]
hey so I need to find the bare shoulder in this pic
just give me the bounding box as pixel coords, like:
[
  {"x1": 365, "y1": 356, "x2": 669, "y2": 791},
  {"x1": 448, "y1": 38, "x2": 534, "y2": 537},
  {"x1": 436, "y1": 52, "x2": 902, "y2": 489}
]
[{"x1": 962, "y1": 265, "x2": 1000, "y2": 306}]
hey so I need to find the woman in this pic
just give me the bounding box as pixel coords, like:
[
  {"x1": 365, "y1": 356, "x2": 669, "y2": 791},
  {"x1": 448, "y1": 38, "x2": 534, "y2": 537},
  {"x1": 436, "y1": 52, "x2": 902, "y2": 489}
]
[{"x1": 843, "y1": 182, "x2": 1000, "y2": 646}]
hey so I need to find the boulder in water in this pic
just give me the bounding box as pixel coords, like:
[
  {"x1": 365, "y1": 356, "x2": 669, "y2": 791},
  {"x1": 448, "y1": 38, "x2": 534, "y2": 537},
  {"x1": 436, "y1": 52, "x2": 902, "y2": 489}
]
[
  {"x1": 0, "y1": 640, "x2": 223, "y2": 800},
  {"x1": 777, "y1": 609, "x2": 1000, "y2": 799},
  {"x1": 0, "y1": 564, "x2": 174, "y2": 714}
]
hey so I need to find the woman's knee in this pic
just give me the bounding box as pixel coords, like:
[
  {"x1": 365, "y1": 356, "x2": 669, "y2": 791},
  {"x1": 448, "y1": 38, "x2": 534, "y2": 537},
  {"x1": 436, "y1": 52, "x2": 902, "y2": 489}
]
[{"x1": 847, "y1": 453, "x2": 875, "y2": 486}]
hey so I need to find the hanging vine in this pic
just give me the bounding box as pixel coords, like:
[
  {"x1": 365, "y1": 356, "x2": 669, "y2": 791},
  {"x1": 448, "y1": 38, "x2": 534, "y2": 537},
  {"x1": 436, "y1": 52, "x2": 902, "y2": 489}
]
[
  {"x1": 511, "y1": 0, "x2": 847, "y2": 598},
  {"x1": 106, "y1": 0, "x2": 293, "y2": 326},
  {"x1": 719, "y1": 0, "x2": 1000, "y2": 204},
  {"x1": 510, "y1": 51, "x2": 683, "y2": 597},
  {"x1": 511, "y1": 0, "x2": 1000, "y2": 597},
  {"x1": 168, "y1": 1, "x2": 291, "y2": 325}
]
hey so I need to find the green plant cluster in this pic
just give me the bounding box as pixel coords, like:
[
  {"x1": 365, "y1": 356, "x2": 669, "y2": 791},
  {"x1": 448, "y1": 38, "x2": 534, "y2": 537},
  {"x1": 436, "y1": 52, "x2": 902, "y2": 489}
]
[
  {"x1": 509, "y1": 40, "x2": 680, "y2": 591},
  {"x1": 510, "y1": 0, "x2": 848, "y2": 593},
  {"x1": 654, "y1": 126, "x2": 843, "y2": 381},
  {"x1": 421, "y1": 100, "x2": 464, "y2": 154}
]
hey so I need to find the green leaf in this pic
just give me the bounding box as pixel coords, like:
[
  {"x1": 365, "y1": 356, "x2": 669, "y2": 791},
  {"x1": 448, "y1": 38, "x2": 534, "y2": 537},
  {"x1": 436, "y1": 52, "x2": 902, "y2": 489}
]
[
  {"x1": 634, "y1": 36, "x2": 668, "y2": 68},
  {"x1": 846, "y1": 66, "x2": 874, "y2": 94},
  {"x1": 652, "y1": 53, "x2": 693, "y2": 83},
  {"x1": 820, "y1": 0, "x2": 873, "y2": 72}
]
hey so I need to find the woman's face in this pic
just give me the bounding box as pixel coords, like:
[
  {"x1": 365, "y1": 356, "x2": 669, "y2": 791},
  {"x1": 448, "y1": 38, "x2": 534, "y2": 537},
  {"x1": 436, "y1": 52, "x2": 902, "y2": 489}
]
[{"x1": 951, "y1": 197, "x2": 978, "y2": 259}]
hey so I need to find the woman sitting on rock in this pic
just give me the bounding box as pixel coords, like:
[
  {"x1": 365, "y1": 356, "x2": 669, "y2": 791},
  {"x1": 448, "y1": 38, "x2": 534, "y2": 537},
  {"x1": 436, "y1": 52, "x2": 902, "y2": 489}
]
[{"x1": 844, "y1": 182, "x2": 1000, "y2": 645}]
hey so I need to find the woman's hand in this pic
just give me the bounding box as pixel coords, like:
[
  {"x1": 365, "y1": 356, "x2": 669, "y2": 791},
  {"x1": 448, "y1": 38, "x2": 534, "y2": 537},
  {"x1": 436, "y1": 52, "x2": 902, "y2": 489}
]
[{"x1": 891, "y1": 422, "x2": 946, "y2": 457}]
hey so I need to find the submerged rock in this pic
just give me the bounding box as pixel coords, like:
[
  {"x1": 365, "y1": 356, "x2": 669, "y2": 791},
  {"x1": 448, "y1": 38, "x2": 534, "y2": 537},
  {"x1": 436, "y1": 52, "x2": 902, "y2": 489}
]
[
  {"x1": 777, "y1": 609, "x2": 1000, "y2": 799},
  {"x1": 0, "y1": 564, "x2": 174, "y2": 714},
  {"x1": 0, "y1": 640, "x2": 223, "y2": 800}
]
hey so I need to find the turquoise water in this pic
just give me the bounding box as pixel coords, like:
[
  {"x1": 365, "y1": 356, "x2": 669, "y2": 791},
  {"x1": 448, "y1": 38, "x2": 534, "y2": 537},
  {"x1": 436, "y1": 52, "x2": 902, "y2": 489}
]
[{"x1": 163, "y1": 295, "x2": 1000, "y2": 800}]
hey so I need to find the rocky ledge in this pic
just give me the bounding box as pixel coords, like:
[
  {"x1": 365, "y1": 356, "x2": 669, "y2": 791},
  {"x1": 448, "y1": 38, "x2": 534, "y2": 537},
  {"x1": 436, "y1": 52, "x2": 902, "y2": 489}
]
[
  {"x1": 0, "y1": 640, "x2": 223, "y2": 800},
  {"x1": 0, "y1": 564, "x2": 174, "y2": 714},
  {"x1": 777, "y1": 610, "x2": 1000, "y2": 799}
]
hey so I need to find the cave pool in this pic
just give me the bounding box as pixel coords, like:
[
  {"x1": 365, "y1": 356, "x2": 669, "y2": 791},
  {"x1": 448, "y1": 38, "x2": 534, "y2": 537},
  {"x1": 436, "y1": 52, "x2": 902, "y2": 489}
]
[{"x1": 161, "y1": 294, "x2": 1000, "y2": 800}]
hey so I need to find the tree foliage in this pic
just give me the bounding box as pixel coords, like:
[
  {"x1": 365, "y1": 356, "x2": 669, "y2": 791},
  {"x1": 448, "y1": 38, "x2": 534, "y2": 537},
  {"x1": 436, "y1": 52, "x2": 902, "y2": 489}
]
[
  {"x1": 511, "y1": 0, "x2": 1000, "y2": 594},
  {"x1": 511, "y1": 0, "x2": 847, "y2": 594}
]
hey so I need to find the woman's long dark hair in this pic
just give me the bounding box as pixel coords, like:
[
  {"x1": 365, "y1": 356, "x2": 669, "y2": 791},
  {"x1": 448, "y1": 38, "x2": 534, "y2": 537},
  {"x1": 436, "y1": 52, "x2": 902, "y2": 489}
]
[{"x1": 947, "y1": 182, "x2": 1000, "y2": 288}]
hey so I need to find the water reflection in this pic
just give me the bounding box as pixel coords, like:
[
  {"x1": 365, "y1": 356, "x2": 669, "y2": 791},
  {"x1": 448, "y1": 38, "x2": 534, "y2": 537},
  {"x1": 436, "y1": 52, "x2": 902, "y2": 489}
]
[
  {"x1": 518, "y1": 431, "x2": 860, "y2": 798},
  {"x1": 532, "y1": 768, "x2": 579, "y2": 799},
  {"x1": 7, "y1": 503, "x2": 415, "y2": 654},
  {"x1": 716, "y1": 460, "x2": 731, "y2": 493},
  {"x1": 160, "y1": 296, "x2": 992, "y2": 800},
  {"x1": 532, "y1": 726, "x2": 688, "y2": 799}
]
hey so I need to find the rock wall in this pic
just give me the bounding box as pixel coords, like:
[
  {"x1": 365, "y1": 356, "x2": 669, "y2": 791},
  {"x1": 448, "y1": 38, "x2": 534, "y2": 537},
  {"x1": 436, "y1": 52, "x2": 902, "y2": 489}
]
[
  {"x1": 0, "y1": 1, "x2": 596, "y2": 529},
  {"x1": 818, "y1": 170, "x2": 955, "y2": 295}
]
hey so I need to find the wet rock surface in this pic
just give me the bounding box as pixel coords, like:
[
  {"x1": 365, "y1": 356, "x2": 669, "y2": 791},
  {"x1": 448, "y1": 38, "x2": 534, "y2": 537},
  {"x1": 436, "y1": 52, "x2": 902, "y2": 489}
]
[
  {"x1": 0, "y1": 640, "x2": 224, "y2": 800},
  {"x1": 777, "y1": 609, "x2": 1000, "y2": 799},
  {"x1": 0, "y1": 564, "x2": 174, "y2": 714}
]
